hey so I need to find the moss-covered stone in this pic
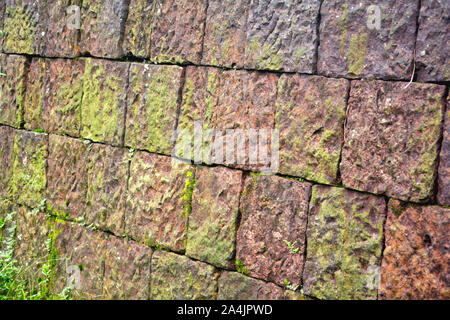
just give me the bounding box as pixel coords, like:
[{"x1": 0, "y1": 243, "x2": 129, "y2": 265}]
[
  {"x1": 81, "y1": 58, "x2": 128, "y2": 146},
  {"x1": 123, "y1": 0, "x2": 155, "y2": 58},
  {"x1": 23, "y1": 58, "x2": 45, "y2": 131},
  {"x1": 150, "y1": 250, "x2": 219, "y2": 300},
  {"x1": 125, "y1": 63, "x2": 183, "y2": 155},
  {"x1": 0, "y1": 126, "x2": 15, "y2": 199},
  {"x1": 0, "y1": 198, "x2": 15, "y2": 253},
  {"x1": 303, "y1": 186, "x2": 386, "y2": 300}
]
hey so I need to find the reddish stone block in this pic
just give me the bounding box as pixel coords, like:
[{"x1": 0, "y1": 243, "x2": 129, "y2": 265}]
[
  {"x1": 341, "y1": 80, "x2": 446, "y2": 202},
  {"x1": 275, "y1": 74, "x2": 348, "y2": 184},
  {"x1": 318, "y1": 0, "x2": 419, "y2": 79},
  {"x1": 379, "y1": 200, "x2": 449, "y2": 300},
  {"x1": 416, "y1": 0, "x2": 450, "y2": 82},
  {"x1": 438, "y1": 101, "x2": 450, "y2": 206},
  {"x1": 202, "y1": 0, "x2": 248, "y2": 68},
  {"x1": 47, "y1": 134, "x2": 90, "y2": 221},
  {"x1": 236, "y1": 175, "x2": 311, "y2": 288},
  {"x1": 125, "y1": 152, "x2": 194, "y2": 252},
  {"x1": 79, "y1": 0, "x2": 128, "y2": 58},
  {"x1": 245, "y1": 0, "x2": 320, "y2": 72},
  {"x1": 125, "y1": 63, "x2": 183, "y2": 154},
  {"x1": 303, "y1": 186, "x2": 386, "y2": 300},
  {"x1": 123, "y1": 0, "x2": 154, "y2": 58},
  {"x1": 150, "y1": 0, "x2": 207, "y2": 64},
  {"x1": 23, "y1": 58, "x2": 45, "y2": 131},
  {"x1": 186, "y1": 166, "x2": 242, "y2": 269},
  {"x1": 0, "y1": 126, "x2": 15, "y2": 199},
  {"x1": 0, "y1": 54, "x2": 27, "y2": 128}
]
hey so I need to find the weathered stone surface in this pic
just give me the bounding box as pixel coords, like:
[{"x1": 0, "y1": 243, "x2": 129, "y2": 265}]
[
  {"x1": 303, "y1": 186, "x2": 386, "y2": 300},
  {"x1": 186, "y1": 166, "x2": 242, "y2": 269},
  {"x1": 150, "y1": 0, "x2": 206, "y2": 64},
  {"x1": 10, "y1": 131, "x2": 48, "y2": 207},
  {"x1": 81, "y1": 58, "x2": 128, "y2": 146},
  {"x1": 80, "y1": 0, "x2": 128, "y2": 58},
  {"x1": 318, "y1": 0, "x2": 419, "y2": 79},
  {"x1": 178, "y1": 67, "x2": 278, "y2": 171},
  {"x1": 416, "y1": 0, "x2": 450, "y2": 82},
  {"x1": 47, "y1": 134, "x2": 90, "y2": 221},
  {"x1": 85, "y1": 143, "x2": 128, "y2": 235},
  {"x1": 202, "y1": 0, "x2": 248, "y2": 68},
  {"x1": 380, "y1": 200, "x2": 449, "y2": 300},
  {"x1": 126, "y1": 152, "x2": 194, "y2": 252},
  {"x1": 217, "y1": 271, "x2": 286, "y2": 300},
  {"x1": 123, "y1": 0, "x2": 154, "y2": 58},
  {"x1": 3, "y1": 0, "x2": 40, "y2": 54},
  {"x1": 125, "y1": 63, "x2": 183, "y2": 154},
  {"x1": 0, "y1": 54, "x2": 27, "y2": 128},
  {"x1": 23, "y1": 58, "x2": 45, "y2": 131},
  {"x1": 0, "y1": 199, "x2": 15, "y2": 253},
  {"x1": 275, "y1": 74, "x2": 348, "y2": 184},
  {"x1": 341, "y1": 80, "x2": 446, "y2": 202},
  {"x1": 0, "y1": 126, "x2": 15, "y2": 199},
  {"x1": 236, "y1": 175, "x2": 311, "y2": 288},
  {"x1": 42, "y1": 59, "x2": 85, "y2": 137},
  {"x1": 0, "y1": 1, "x2": 5, "y2": 50},
  {"x1": 150, "y1": 250, "x2": 218, "y2": 300},
  {"x1": 438, "y1": 101, "x2": 450, "y2": 206},
  {"x1": 245, "y1": 0, "x2": 320, "y2": 72}
]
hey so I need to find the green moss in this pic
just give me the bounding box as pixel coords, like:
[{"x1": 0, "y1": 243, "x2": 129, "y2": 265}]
[
  {"x1": 181, "y1": 168, "x2": 196, "y2": 218},
  {"x1": 247, "y1": 36, "x2": 283, "y2": 70},
  {"x1": 348, "y1": 33, "x2": 368, "y2": 76},
  {"x1": 4, "y1": 5, "x2": 36, "y2": 54},
  {"x1": 338, "y1": 3, "x2": 349, "y2": 54},
  {"x1": 235, "y1": 260, "x2": 248, "y2": 275}
]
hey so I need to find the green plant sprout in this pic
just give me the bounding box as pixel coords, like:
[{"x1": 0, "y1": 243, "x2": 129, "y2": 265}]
[{"x1": 283, "y1": 240, "x2": 300, "y2": 254}]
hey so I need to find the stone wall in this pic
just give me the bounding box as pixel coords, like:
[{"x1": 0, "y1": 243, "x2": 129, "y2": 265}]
[{"x1": 0, "y1": 0, "x2": 448, "y2": 300}]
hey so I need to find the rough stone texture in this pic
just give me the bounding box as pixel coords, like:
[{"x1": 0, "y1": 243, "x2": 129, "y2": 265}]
[
  {"x1": 186, "y1": 166, "x2": 242, "y2": 269},
  {"x1": 303, "y1": 186, "x2": 386, "y2": 300},
  {"x1": 79, "y1": 0, "x2": 128, "y2": 58},
  {"x1": 81, "y1": 58, "x2": 129, "y2": 146},
  {"x1": 47, "y1": 135, "x2": 90, "y2": 221},
  {"x1": 150, "y1": 250, "x2": 219, "y2": 300},
  {"x1": 438, "y1": 100, "x2": 450, "y2": 206},
  {"x1": 178, "y1": 67, "x2": 278, "y2": 171},
  {"x1": 244, "y1": 0, "x2": 320, "y2": 72},
  {"x1": 318, "y1": 0, "x2": 419, "y2": 79},
  {"x1": 275, "y1": 74, "x2": 348, "y2": 184},
  {"x1": 42, "y1": 59, "x2": 85, "y2": 137},
  {"x1": 217, "y1": 271, "x2": 286, "y2": 300},
  {"x1": 0, "y1": 1, "x2": 5, "y2": 50},
  {"x1": 10, "y1": 131, "x2": 48, "y2": 208},
  {"x1": 341, "y1": 80, "x2": 446, "y2": 202},
  {"x1": 202, "y1": 0, "x2": 248, "y2": 68},
  {"x1": 0, "y1": 126, "x2": 15, "y2": 199},
  {"x1": 85, "y1": 143, "x2": 128, "y2": 235},
  {"x1": 126, "y1": 152, "x2": 194, "y2": 252},
  {"x1": 123, "y1": 0, "x2": 154, "y2": 58},
  {"x1": 23, "y1": 58, "x2": 45, "y2": 131},
  {"x1": 236, "y1": 175, "x2": 311, "y2": 288},
  {"x1": 416, "y1": 0, "x2": 450, "y2": 82},
  {"x1": 0, "y1": 199, "x2": 15, "y2": 253},
  {"x1": 150, "y1": 0, "x2": 206, "y2": 64},
  {"x1": 2, "y1": 0, "x2": 40, "y2": 54},
  {"x1": 380, "y1": 200, "x2": 449, "y2": 300},
  {"x1": 0, "y1": 54, "x2": 27, "y2": 128},
  {"x1": 125, "y1": 63, "x2": 183, "y2": 154}
]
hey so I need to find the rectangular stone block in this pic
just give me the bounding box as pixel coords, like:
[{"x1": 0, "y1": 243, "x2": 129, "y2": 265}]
[
  {"x1": 125, "y1": 63, "x2": 183, "y2": 154},
  {"x1": 125, "y1": 152, "x2": 194, "y2": 252},
  {"x1": 416, "y1": 0, "x2": 449, "y2": 82},
  {"x1": 202, "y1": 0, "x2": 248, "y2": 68},
  {"x1": 47, "y1": 135, "x2": 90, "y2": 221},
  {"x1": 85, "y1": 143, "x2": 128, "y2": 235},
  {"x1": 10, "y1": 131, "x2": 48, "y2": 207},
  {"x1": 23, "y1": 57, "x2": 45, "y2": 131},
  {"x1": 275, "y1": 74, "x2": 348, "y2": 184},
  {"x1": 42, "y1": 58, "x2": 85, "y2": 137},
  {"x1": 80, "y1": 0, "x2": 128, "y2": 58},
  {"x1": 0, "y1": 54, "x2": 27, "y2": 128},
  {"x1": 303, "y1": 186, "x2": 386, "y2": 300},
  {"x1": 341, "y1": 80, "x2": 446, "y2": 202},
  {"x1": 150, "y1": 0, "x2": 206, "y2": 64},
  {"x1": 244, "y1": 0, "x2": 320, "y2": 72},
  {"x1": 236, "y1": 175, "x2": 311, "y2": 288},
  {"x1": 150, "y1": 250, "x2": 218, "y2": 300},
  {"x1": 0, "y1": 126, "x2": 15, "y2": 199},
  {"x1": 81, "y1": 58, "x2": 128, "y2": 146},
  {"x1": 123, "y1": 0, "x2": 154, "y2": 58},
  {"x1": 438, "y1": 101, "x2": 450, "y2": 206},
  {"x1": 186, "y1": 166, "x2": 242, "y2": 269},
  {"x1": 318, "y1": 0, "x2": 419, "y2": 79},
  {"x1": 379, "y1": 200, "x2": 449, "y2": 300}
]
